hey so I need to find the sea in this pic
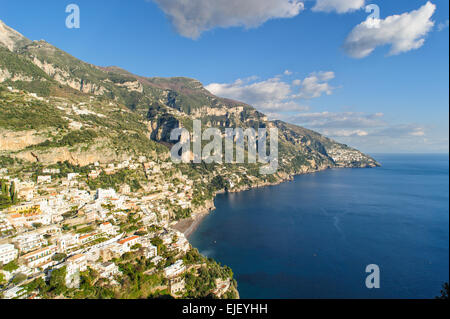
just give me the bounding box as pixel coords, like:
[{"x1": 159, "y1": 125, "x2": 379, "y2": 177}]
[{"x1": 189, "y1": 154, "x2": 449, "y2": 299}]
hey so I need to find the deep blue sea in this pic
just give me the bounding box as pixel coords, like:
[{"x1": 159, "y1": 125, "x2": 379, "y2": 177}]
[{"x1": 189, "y1": 154, "x2": 449, "y2": 299}]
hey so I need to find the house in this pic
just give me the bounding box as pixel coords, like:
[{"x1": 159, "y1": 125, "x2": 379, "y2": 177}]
[
  {"x1": 21, "y1": 245, "x2": 57, "y2": 268},
  {"x1": 2, "y1": 286, "x2": 27, "y2": 299},
  {"x1": 7, "y1": 209, "x2": 51, "y2": 229},
  {"x1": 170, "y1": 236, "x2": 190, "y2": 254},
  {"x1": 119, "y1": 184, "x2": 131, "y2": 194},
  {"x1": 18, "y1": 188, "x2": 34, "y2": 201},
  {"x1": 0, "y1": 244, "x2": 18, "y2": 265},
  {"x1": 144, "y1": 245, "x2": 157, "y2": 259},
  {"x1": 95, "y1": 188, "x2": 117, "y2": 201},
  {"x1": 13, "y1": 233, "x2": 46, "y2": 253},
  {"x1": 212, "y1": 278, "x2": 232, "y2": 298},
  {"x1": 66, "y1": 254, "x2": 87, "y2": 272},
  {"x1": 57, "y1": 233, "x2": 80, "y2": 252},
  {"x1": 65, "y1": 254, "x2": 88, "y2": 287},
  {"x1": 67, "y1": 173, "x2": 79, "y2": 181},
  {"x1": 43, "y1": 168, "x2": 60, "y2": 174},
  {"x1": 99, "y1": 222, "x2": 118, "y2": 236},
  {"x1": 78, "y1": 232, "x2": 102, "y2": 245},
  {"x1": 88, "y1": 170, "x2": 100, "y2": 179},
  {"x1": 169, "y1": 277, "x2": 186, "y2": 296},
  {"x1": 6, "y1": 203, "x2": 39, "y2": 215},
  {"x1": 151, "y1": 256, "x2": 163, "y2": 265},
  {"x1": 164, "y1": 260, "x2": 186, "y2": 278},
  {"x1": 0, "y1": 217, "x2": 13, "y2": 234},
  {"x1": 96, "y1": 262, "x2": 120, "y2": 279},
  {"x1": 37, "y1": 176, "x2": 52, "y2": 184},
  {"x1": 117, "y1": 235, "x2": 140, "y2": 253}
]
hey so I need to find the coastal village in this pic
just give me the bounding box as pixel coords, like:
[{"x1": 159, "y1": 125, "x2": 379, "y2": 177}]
[
  {"x1": 0, "y1": 21, "x2": 380, "y2": 299},
  {"x1": 0, "y1": 157, "x2": 238, "y2": 299}
]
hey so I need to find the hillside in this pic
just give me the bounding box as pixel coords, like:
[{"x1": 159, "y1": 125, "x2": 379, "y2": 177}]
[{"x1": 0, "y1": 20, "x2": 379, "y2": 184}]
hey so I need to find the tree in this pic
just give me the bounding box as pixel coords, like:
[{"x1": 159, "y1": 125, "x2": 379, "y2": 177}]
[
  {"x1": 48, "y1": 267, "x2": 67, "y2": 296},
  {"x1": 52, "y1": 253, "x2": 67, "y2": 262},
  {"x1": 12, "y1": 273, "x2": 27, "y2": 285},
  {"x1": 2, "y1": 260, "x2": 19, "y2": 272},
  {"x1": 437, "y1": 282, "x2": 449, "y2": 300},
  {"x1": 9, "y1": 181, "x2": 17, "y2": 203}
]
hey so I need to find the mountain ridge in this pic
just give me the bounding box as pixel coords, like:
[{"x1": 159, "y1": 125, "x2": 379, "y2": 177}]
[{"x1": 0, "y1": 20, "x2": 380, "y2": 174}]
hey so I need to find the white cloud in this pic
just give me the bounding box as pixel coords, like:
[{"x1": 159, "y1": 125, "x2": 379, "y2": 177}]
[
  {"x1": 206, "y1": 76, "x2": 308, "y2": 112},
  {"x1": 312, "y1": 0, "x2": 365, "y2": 14},
  {"x1": 437, "y1": 19, "x2": 449, "y2": 31},
  {"x1": 295, "y1": 71, "x2": 336, "y2": 99},
  {"x1": 288, "y1": 111, "x2": 385, "y2": 130},
  {"x1": 283, "y1": 111, "x2": 429, "y2": 140},
  {"x1": 205, "y1": 71, "x2": 335, "y2": 113},
  {"x1": 343, "y1": 1, "x2": 436, "y2": 58},
  {"x1": 152, "y1": 0, "x2": 305, "y2": 39},
  {"x1": 322, "y1": 129, "x2": 369, "y2": 137}
]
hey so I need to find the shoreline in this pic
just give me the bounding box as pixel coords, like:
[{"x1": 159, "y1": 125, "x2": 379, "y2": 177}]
[
  {"x1": 174, "y1": 167, "x2": 323, "y2": 238},
  {"x1": 174, "y1": 210, "x2": 211, "y2": 238},
  {"x1": 175, "y1": 164, "x2": 379, "y2": 239}
]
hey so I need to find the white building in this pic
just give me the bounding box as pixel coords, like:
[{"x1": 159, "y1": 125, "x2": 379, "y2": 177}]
[
  {"x1": 13, "y1": 233, "x2": 46, "y2": 253},
  {"x1": 67, "y1": 173, "x2": 80, "y2": 181},
  {"x1": 96, "y1": 262, "x2": 120, "y2": 279},
  {"x1": 95, "y1": 188, "x2": 118, "y2": 201},
  {"x1": 2, "y1": 286, "x2": 27, "y2": 299},
  {"x1": 65, "y1": 254, "x2": 88, "y2": 288},
  {"x1": 117, "y1": 235, "x2": 140, "y2": 253},
  {"x1": 0, "y1": 244, "x2": 18, "y2": 265},
  {"x1": 21, "y1": 245, "x2": 57, "y2": 268},
  {"x1": 170, "y1": 277, "x2": 186, "y2": 296},
  {"x1": 43, "y1": 168, "x2": 60, "y2": 174},
  {"x1": 37, "y1": 176, "x2": 52, "y2": 184},
  {"x1": 99, "y1": 222, "x2": 118, "y2": 236},
  {"x1": 57, "y1": 233, "x2": 80, "y2": 253},
  {"x1": 144, "y1": 245, "x2": 158, "y2": 259},
  {"x1": 164, "y1": 260, "x2": 186, "y2": 278}
]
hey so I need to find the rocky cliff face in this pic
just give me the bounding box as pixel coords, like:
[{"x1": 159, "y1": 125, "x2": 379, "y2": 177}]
[
  {"x1": 0, "y1": 20, "x2": 380, "y2": 170},
  {"x1": 0, "y1": 20, "x2": 31, "y2": 51}
]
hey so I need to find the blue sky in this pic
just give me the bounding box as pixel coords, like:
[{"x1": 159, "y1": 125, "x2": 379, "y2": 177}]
[{"x1": 0, "y1": 0, "x2": 448, "y2": 153}]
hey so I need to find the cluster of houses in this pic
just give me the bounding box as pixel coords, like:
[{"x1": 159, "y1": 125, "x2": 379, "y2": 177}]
[{"x1": 0, "y1": 157, "x2": 233, "y2": 299}]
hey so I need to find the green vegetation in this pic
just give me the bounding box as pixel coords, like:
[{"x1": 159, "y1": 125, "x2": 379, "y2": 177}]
[
  {"x1": 174, "y1": 208, "x2": 192, "y2": 221},
  {"x1": 0, "y1": 179, "x2": 18, "y2": 209},
  {"x1": 1, "y1": 260, "x2": 19, "y2": 272},
  {"x1": 34, "y1": 129, "x2": 98, "y2": 149},
  {"x1": 0, "y1": 47, "x2": 50, "y2": 82},
  {"x1": 0, "y1": 272, "x2": 5, "y2": 286},
  {"x1": 52, "y1": 254, "x2": 67, "y2": 262},
  {"x1": 87, "y1": 169, "x2": 144, "y2": 192},
  {"x1": 0, "y1": 90, "x2": 68, "y2": 130}
]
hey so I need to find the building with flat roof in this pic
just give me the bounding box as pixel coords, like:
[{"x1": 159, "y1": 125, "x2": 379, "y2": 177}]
[{"x1": 0, "y1": 244, "x2": 18, "y2": 265}]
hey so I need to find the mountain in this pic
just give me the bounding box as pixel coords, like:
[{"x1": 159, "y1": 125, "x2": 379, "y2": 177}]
[
  {"x1": 0, "y1": 21, "x2": 379, "y2": 180},
  {"x1": 0, "y1": 20, "x2": 31, "y2": 51}
]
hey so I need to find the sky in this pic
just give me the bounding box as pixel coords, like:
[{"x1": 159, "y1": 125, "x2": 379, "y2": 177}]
[{"x1": 0, "y1": 0, "x2": 448, "y2": 153}]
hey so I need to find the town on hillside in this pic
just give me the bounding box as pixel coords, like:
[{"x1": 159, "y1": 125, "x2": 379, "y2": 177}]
[{"x1": 0, "y1": 157, "x2": 237, "y2": 299}]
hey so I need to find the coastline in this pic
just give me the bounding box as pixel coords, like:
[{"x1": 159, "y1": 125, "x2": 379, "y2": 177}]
[
  {"x1": 174, "y1": 166, "x2": 325, "y2": 238},
  {"x1": 173, "y1": 210, "x2": 211, "y2": 238},
  {"x1": 175, "y1": 164, "x2": 380, "y2": 239},
  {"x1": 173, "y1": 199, "x2": 216, "y2": 238}
]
